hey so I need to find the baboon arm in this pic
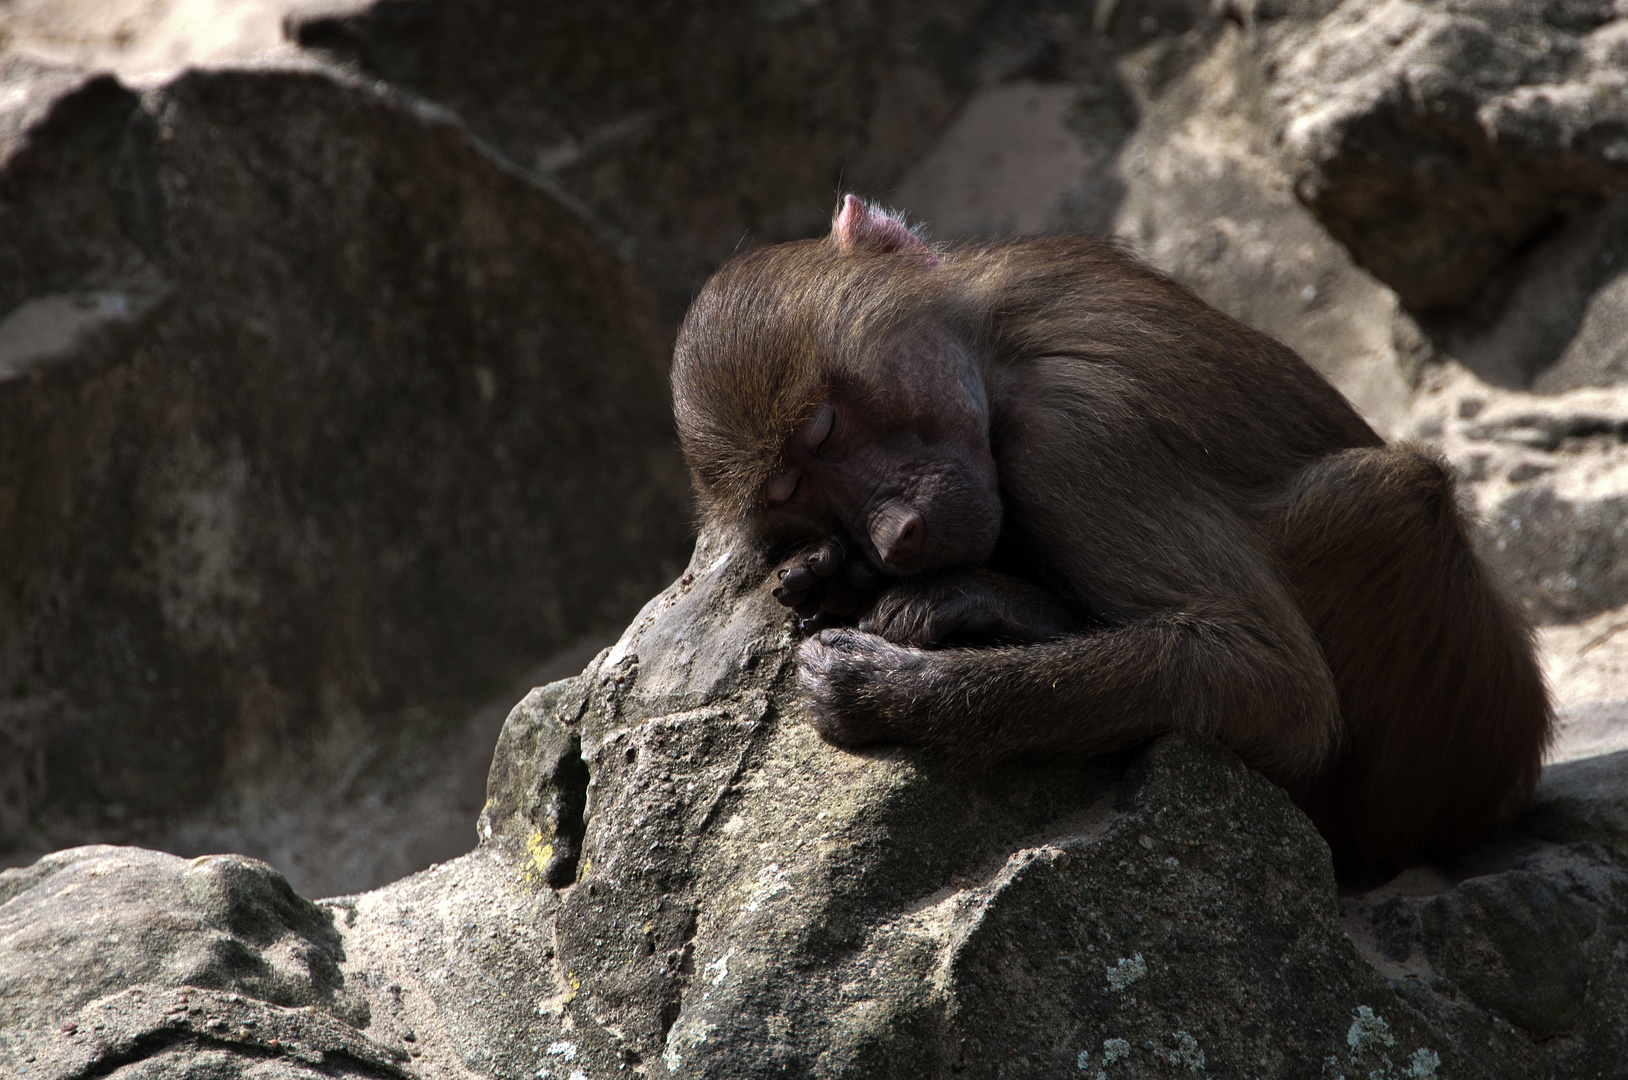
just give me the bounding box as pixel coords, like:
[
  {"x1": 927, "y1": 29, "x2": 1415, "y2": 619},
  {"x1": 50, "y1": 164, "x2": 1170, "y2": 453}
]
[{"x1": 798, "y1": 608, "x2": 1341, "y2": 780}]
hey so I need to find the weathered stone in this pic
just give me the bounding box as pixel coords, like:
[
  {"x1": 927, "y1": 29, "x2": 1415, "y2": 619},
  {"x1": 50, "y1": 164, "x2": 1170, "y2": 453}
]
[
  {"x1": 1421, "y1": 869, "x2": 1597, "y2": 1037},
  {"x1": 286, "y1": 0, "x2": 967, "y2": 304},
  {"x1": 1339, "y1": 838, "x2": 1628, "y2": 1065},
  {"x1": 1110, "y1": 22, "x2": 1424, "y2": 434},
  {"x1": 0, "y1": 846, "x2": 368, "y2": 1031},
  {"x1": 286, "y1": 0, "x2": 1225, "y2": 310},
  {"x1": 1271, "y1": 0, "x2": 1628, "y2": 313},
  {"x1": 1436, "y1": 192, "x2": 1628, "y2": 392},
  {"x1": 0, "y1": 0, "x2": 301, "y2": 78},
  {"x1": 1478, "y1": 483, "x2": 1628, "y2": 623},
  {"x1": 15, "y1": 531, "x2": 1628, "y2": 1077},
  {"x1": 1406, "y1": 381, "x2": 1628, "y2": 623},
  {"x1": 0, "y1": 58, "x2": 690, "y2": 893},
  {"x1": 1525, "y1": 748, "x2": 1628, "y2": 861},
  {"x1": 888, "y1": 16, "x2": 1423, "y2": 434},
  {"x1": 1551, "y1": 698, "x2": 1628, "y2": 764},
  {"x1": 1370, "y1": 894, "x2": 1423, "y2": 963}
]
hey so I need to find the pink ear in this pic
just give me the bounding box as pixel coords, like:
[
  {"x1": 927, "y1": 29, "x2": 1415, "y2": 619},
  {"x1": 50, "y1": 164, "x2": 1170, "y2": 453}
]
[{"x1": 831, "y1": 195, "x2": 939, "y2": 264}]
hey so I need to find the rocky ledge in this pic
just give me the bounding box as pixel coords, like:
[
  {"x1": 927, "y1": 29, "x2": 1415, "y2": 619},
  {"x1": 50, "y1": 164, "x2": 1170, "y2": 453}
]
[{"x1": 5, "y1": 527, "x2": 1628, "y2": 1079}]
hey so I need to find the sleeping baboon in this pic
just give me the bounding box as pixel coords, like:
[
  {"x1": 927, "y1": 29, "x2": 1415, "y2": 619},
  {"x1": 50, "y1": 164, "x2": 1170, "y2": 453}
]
[{"x1": 670, "y1": 196, "x2": 1552, "y2": 875}]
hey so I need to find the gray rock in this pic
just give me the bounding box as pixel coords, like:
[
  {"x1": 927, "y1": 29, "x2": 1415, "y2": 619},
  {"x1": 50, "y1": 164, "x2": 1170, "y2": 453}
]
[
  {"x1": 1272, "y1": 0, "x2": 1628, "y2": 313},
  {"x1": 286, "y1": 0, "x2": 970, "y2": 303},
  {"x1": 0, "y1": 846, "x2": 369, "y2": 1032},
  {"x1": 1340, "y1": 839, "x2": 1628, "y2": 1063},
  {"x1": 285, "y1": 0, "x2": 1220, "y2": 307},
  {"x1": 879, "y1": 18, "x2": 1425, "y2": 435},
  {"x1": 0, "y1": 58, "x2": 689, "y2": 894},
  {"x1": 1440, "y1": 192, "x2": 1628, "y2": 391},
  {"x1": 1476, "y1": 484, "x2": 1628, "y2": 623},
  {"x1": 1409, "y1": 388, "x2": 1628, "y2": 623},
  {"x1": 17, "y1": 531, "x2": 1628, "y2": 1077},
  {"x1": 1421, "y1": 869, "x2": 1597, "y2": 1037},
  {"x1": 1111, "y1": 22, "x2": 1424, "y2": 434},
  {"x1": 1524, "y1": 747, "x2": 1628, "y2": 861},
  {"x1": 884, "y1": 1, "x2": 1628, "y2": 418},
  {"x1": 1551, "y1": 698, "x2": 1628, "y2": 764}
]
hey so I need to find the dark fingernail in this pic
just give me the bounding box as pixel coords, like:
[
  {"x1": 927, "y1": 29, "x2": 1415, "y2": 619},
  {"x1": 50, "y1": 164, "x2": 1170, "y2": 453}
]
[{"x1": 777, "y1": 567, "x2": 789, "y2": 579}]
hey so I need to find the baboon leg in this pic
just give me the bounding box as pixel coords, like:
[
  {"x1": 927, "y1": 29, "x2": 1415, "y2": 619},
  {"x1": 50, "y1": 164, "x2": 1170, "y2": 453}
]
[{"x1": 1272, "y1": 444, "x2": 1552, "y2": 875}]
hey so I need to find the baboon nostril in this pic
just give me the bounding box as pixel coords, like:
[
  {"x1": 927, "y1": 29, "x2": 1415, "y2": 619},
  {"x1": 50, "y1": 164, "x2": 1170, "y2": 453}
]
[{"x1": 874, "y1": 509, "x2": 925, "y2": 566}]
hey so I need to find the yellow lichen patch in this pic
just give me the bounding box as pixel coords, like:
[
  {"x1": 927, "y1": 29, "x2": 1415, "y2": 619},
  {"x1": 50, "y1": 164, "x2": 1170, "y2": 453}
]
[
  {"x1": 527, "y1": 830, "x2": 554, "y2": 875},
  {"x1": 578, "y1": 855, "x2": 592, "y2": 880},
  {"x1": 518, "y1": 830, "x2": 556, "y2": 888}
]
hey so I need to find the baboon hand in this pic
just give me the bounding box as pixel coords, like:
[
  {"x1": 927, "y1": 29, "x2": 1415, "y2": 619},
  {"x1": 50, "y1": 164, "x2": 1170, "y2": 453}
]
[
  {"x1": 770, "y1": 534, "x2": 892, "y2": 629},
  {"x1": 859, "y1": 569, "x2": 1081, "y2": 648},
  {"x1": 797, "y1": 628, "x2": 920, "y2": 747}
]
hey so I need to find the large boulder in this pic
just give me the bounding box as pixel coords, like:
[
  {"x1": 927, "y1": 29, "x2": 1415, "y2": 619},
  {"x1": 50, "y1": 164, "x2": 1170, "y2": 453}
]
[
  {"x1": 1260, "y1": 0, "x2": 1628, "y2": 396},
  {"x1": 1271, "y1": 0, "x2": 1628, "y2": 315},
  {"x1": 286, "y1": 0, "x2": 967, "y2": 305},
  {"x1": 0, "y1": 57, "x2": 690, "y2": 894},
  {"x1": 11, "y1": 535, "x2": 1628, "y2": 1077}
]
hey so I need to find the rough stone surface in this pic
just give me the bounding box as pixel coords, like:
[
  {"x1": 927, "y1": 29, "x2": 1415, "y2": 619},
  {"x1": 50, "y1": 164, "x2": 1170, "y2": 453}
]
[
  {"x1": 286, "y1": 0, "x2": 963, "y2": 306},
  {"x1": 1409, "y1": 376, "x2": 1628, "y2": 623},
  {"x1": 1270, "y1": 0, "x2": 1628, "y2": 314},
  {"x1": 1524, "y1": 748, "x2": 1628, "y2": 861},
  {"x1": 12, "y1": 541, "x2": 1628, "y2": 1076},
  {"x1": 0, "y1": 0, "x2": 302, "y2": 79},
  {"x1": 0, "y1": 57, "x2": 690, "y2": 893},
  {"x1": 286, "y1": 0, "x2": 1215, "y2": 307}
]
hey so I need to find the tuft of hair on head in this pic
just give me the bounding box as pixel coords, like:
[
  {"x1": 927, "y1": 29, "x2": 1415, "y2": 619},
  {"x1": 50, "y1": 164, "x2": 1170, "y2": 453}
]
[
  {"x1": 671, "y1": 244, "x2": 832, "y2": 523},
  {"x1": 830, "y1": 195, "x2": 940, "y2": 266},
  {"x1": 672, "y1": 203, "x2": 947, "y2": 524}
]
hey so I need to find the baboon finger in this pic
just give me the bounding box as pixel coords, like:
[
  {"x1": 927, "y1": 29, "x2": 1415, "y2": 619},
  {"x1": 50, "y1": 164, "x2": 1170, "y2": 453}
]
[
  {"x1": 805, "y1": 535, "x2": 848, "y2": 577},
  {"x1": 780, "y1": 566, "x2": 818, "y2": 593}
]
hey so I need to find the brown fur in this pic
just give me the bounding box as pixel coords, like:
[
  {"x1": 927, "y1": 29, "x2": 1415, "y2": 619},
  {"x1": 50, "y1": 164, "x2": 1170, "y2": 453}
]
[{"x1": 671, "y1": 200, "x2": 1552, "y2": 877}]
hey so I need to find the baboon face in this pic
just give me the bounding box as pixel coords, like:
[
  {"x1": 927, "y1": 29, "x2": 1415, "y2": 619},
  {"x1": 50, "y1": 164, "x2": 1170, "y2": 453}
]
[
  {"x1": 671, "y1": 199, "x2": 1002, "y2": 577},
  {"x1": 757, "y1": 353, "x2": 1002, "y2": 575}
]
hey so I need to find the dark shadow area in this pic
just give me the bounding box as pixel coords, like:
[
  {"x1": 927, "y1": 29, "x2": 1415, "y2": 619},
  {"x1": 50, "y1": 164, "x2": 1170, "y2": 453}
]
[{"x1": 1417, "y1": 194, "x2": 1628, "y2": 391}]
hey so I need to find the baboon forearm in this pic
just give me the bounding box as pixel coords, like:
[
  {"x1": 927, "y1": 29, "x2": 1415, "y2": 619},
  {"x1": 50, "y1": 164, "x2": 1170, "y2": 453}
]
[{"x1": 800, "y1": 619, "x2": 1340, "y2": 778}]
